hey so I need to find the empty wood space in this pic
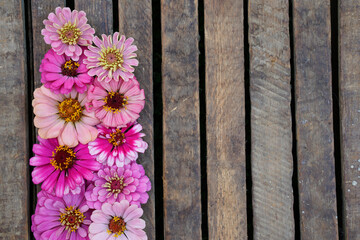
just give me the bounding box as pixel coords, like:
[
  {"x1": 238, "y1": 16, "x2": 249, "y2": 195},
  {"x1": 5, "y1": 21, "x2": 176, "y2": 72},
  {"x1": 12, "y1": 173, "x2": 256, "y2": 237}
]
[{"x1": 1, "y1": 0, "x2": 359, "y2": 239}]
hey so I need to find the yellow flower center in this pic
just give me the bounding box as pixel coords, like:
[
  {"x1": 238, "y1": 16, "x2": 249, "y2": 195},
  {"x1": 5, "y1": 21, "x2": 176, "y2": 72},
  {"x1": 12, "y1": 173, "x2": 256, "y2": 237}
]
[
  {"x1": 98, "y1": 46, "x2": 125, "y2": 72},
  {"x1": 102, "y1": 172, "x2": 127, "y2": 199},
  {"x1": 108, "y1": 128, "x2": 126, "y2": 146},
  {"x1": 58, "y1": 22, "x2": 81, "y2": 45},
  {"x1": 58, "y1": 98, "x2": 83, "y2": 122},
  {"x1": 59, "y1": 206, "x2": 85, "y2": 232},
  {"x1": 62, "y1": 59, "x2": 80, "y2": 77},
  {"x1": 107, "y1": 216, "x2": 126, "y2": 237},
  {"x1": 103, "y1": 92, "x2": 128, "y2": 113},
  {"x1": 50, "y1": 145, "x2": 75, "y2": 171}
]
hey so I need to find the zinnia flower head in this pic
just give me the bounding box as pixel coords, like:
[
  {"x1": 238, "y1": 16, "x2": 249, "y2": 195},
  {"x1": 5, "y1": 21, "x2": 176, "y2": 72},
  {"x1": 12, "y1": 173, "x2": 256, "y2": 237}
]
[
  {"x1": 40, "y1": 48, "x2": 93, "y2": 94},
  {"x1": 85, "y1": 163, "x2": 151, "y2": 209},
  {"x1": 30, "y1": 136, "x2": 101, "y2": 197},
  {"x1": 42, "y1": 7, "x2": 95, "y2": 61},
  {"x1": 88, "y1": 123, "x2": 148, "y2": 167},
  {"x1": 86, "y1": 77, "x2": 145, "y2": 127},
  {"x1": 89, "y1": 200, "x2": 147, "y2": 240},
  {"x1": 84, "y1": 32, "x2": 139, "y2": 82},
  {"x1": 33, "y1": 86, "x2": 100, "y2": 147},
  {"x1": 32, "y1": 189, "x2": 91, "y2": 240}
]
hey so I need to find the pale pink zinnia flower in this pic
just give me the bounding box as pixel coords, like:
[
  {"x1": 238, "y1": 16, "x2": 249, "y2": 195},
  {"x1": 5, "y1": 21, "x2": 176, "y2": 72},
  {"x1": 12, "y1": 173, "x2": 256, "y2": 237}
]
[
  {"x1": 84, "y1": 32, "x2": 139, "y2": 82},
  {"x1": 86, "y1": 77, "x2": 145, "y2": 127},
  {"x1": 33, "y1": 86, "x2": 100, "y2": 147},
  {"x1": 42, "y1": 7, "x2": 95, "y2": 61},
  {"x1": 30, "y1": 136, "x2": 101, "y2": 197},
  {"x1": 85, "y1": 163, "x2": 151, "y2": 209},
  {"x1": 32, "y1": 189, "x2": 91, "y2": 240},
  {"x1": 40, "y1": 48, "x2": 93, "y2": 94},
  {"x1": 89, "y1": 201, "x2": 147, "y2": 240},
  {"x1": 88, "y1": 123, "x2": 148, "y2": 167}
]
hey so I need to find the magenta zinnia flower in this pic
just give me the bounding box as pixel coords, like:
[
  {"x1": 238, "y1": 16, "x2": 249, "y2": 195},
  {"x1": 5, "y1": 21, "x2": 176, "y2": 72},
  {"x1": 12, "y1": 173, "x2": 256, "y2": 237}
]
[
  {"x1": 88, "y1": 123, "x2": 148, "y2": 167},
  {"x1": 33, "y1": 86, "x2": 100, "y2": 147},
  {"x1": 32, "y1": 189, "x2": 91, "y2": 240},
  {"x1": 30, "y1": 136, "x2": 101, "y2": 197},
  {"x1": 84, "y1": 32, "x2": 139, "y2": 82},
  {"x1": 85, "y1": 163, "x2": 151, "y2": 209},
  {"x1": 42, "y1": 7, "x2": 95, "y2": 61},
  {"x1": 89, "y1": 201, "x2": 147, "y2": 240},
  {"x1": 40, "y1": 48, "x2": 93, "y2": 94},
  {"x1": 86, "y1": 77, "x2": 145, "y2": 127}
]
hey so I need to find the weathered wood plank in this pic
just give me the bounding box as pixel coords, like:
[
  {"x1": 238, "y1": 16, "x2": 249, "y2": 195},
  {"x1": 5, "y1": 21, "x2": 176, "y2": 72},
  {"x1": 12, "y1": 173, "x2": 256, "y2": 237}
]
[
  {"x1": 204, "y1": 0, "x2": 247, "y2": 239},
  {"x1": 249, "y1": 1, "x2": 294, "y2": 239},
  {"x1": 339, "y1": 1, "x2": 360, "y2": 239},
  {"x1": 31, "y1": 0, "x2": 66, "y2": 89},
  {"x1": 293, "y1": 0, "x2": 338, "y2": 239},
  {"x1": 0, "y1": 0, "x2": 29, "y2": 239},
  {"x1": 117, "y1": 1, "x2": 155, "y2": 239},
  {"x1": 75, "y1": 0, "x2": 113, "y2": 35},
  {"x1": 161, "y1": 0, "x2": 202, "y2": 239}
]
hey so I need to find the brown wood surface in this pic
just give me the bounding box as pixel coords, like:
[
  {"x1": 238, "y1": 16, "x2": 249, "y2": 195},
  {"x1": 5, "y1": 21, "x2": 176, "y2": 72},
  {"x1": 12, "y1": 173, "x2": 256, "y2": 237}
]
[
  {"x1": 339, "y1": 1, "x2": 360, "y2": 239},
  {"x1": 161, "y1": 0, "x2": 202, "y2": 239},
  {"x1": 293, "y1": 0, "x2": 339, "y2": 239},
  {"x1": 249, "y1": 0, "x2": 294, "y2": 239},
  {"x1": 117, "y1": 1, "x2": 155, "y2": 239},
  {"x1": 31, "y1": 1, "x2": 66, "y2": 89},
  {"x1": 0, "y1": 1, "x2": 29, "y2": 239},
  {"x1": 75, "y1": 0, "x2": 113, "y2": 35},
  {"x1": 204, "y1": 0, "x2": 247, "y2": 239}
]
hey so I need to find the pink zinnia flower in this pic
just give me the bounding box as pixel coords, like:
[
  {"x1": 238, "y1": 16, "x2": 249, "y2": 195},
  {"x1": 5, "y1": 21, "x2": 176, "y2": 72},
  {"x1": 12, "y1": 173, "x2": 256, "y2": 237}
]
[
  {"x1": 40, "y1": 48, "x2": 93, "y2": 94},
  {"x1": 86, "y1": 77, "x2": 145, "y2": 127},
  {"x1": 88, "y1": 123, "x2": 148, "y2": 167},
  {"x1": 33, "y1": 86, "x2": 100, "y2": 147},
  {"x1": 32, "y1": 189, "x2": 91, "y2": 240},
  {"x1": 84, "y1": 32, "x2": 139, "y2": 82},
  {"x1": 89, "y1": 201, "x2": 147, "y2": 240},
  {"x1": 30, "y1": 136, "x2": 101, "y2": 197},
  {"x1": 85, "y1": 163, "x2": 151, "y2": 209},
  {"x1": 42, "y1": 7, "x2": 95, "y2": 61}
]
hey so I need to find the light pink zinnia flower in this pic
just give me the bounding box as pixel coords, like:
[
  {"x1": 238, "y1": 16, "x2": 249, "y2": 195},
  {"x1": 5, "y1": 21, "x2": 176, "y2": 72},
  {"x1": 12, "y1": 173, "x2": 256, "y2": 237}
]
[
  {"x1": 89, "y1": 201, "x2": 147, "y2": 240},
  {"x1": 88, "y1": 123, "x2": 148, "y2": 167},
  {"x1": 40, "y1": 48, "x2": 93, "y2": 94},
  {"x1": 85, "y1": 163, "x2": 151, "y2": 209},
  {"x1": 86, "y1": 77, "x2": 145, "y2": 127},
  {"x1": 33, "y1": 86, "x2": 100, "y2": 147},
  {"x1": 84, "y1": 32, "x2": 139, "y2": 82},
  {"x1": 42, "y1": 7, "x2": 95, "y2": 61},
  {"x1": 32, "y1": 189, "x2": 91, "y2": 240},
  {"x1": 30, "y1": 136, "x2": 101, "y2": 197}
]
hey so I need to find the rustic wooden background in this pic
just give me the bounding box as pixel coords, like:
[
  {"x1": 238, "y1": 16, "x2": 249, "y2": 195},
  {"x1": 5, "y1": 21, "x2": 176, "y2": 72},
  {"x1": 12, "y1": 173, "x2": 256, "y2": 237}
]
[{"x1": 0, "y1": 0, "x2": 359, "y2": 239}]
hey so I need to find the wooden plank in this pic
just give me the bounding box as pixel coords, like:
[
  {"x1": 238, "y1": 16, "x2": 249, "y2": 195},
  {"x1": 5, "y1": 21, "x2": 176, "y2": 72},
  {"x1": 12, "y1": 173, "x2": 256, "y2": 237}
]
[
  {"x1": 249, "y1": 1, "x2": 294, "y2": 239},
  {"x1": 204, "y1": 0, "x2": 247, "y2": 239},
  {"x1": 339, "y1": 1, "x2": 360, "y2": 239},
  {"x1": 293, "y1": 0, "x2": 338, "y2": 239},
  {"x1": 31, "y1": 1, "x2": 66, "y2": 89},
  {"x1": 0, "y1": 0, "x2": 29, "y2": 239},
  {"x1": 117, "y1": 1, "x2": 155, "y2": 239},
  {"x1": 75, "y1": 0, "x2": 113, "y2": 35},
  {"x1": 161, "y1": 0, "x2": 202, "y2": 239}
]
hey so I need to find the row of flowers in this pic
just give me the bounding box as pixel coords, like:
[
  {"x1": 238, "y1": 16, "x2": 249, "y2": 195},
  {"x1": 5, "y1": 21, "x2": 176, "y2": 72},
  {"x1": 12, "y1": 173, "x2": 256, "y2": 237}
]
[{"x1": 31, "y1": 7, "x2": 150, "y2": 240}]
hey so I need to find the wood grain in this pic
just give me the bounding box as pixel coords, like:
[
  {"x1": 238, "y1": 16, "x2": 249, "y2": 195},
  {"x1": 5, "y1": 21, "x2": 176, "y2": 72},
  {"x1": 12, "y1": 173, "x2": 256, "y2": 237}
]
[
  {"x1": 117, "y1": 1, "x2": 155, "y2": 239},
  {"x1": 75, "y1": 0, "x2": 113, "y2": 35},
  {"x1": 249, "y1": 0, "x2": 294, "y2": 239},
  {"x1": 293, "y1": 0, "x2": 338, "y2": 239},
  {"x1": 204, "y1": 0, "x2": 247, "y2": 239},
  {"x1": 161, "y1": 0, "x2": 202, "y2": 239},
  {"x1": 339, "y1": 1, "x2": 360, "y2": 239},
  {"x1": 0, "y1": 0, "x2": 29, "y2": 239}
]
